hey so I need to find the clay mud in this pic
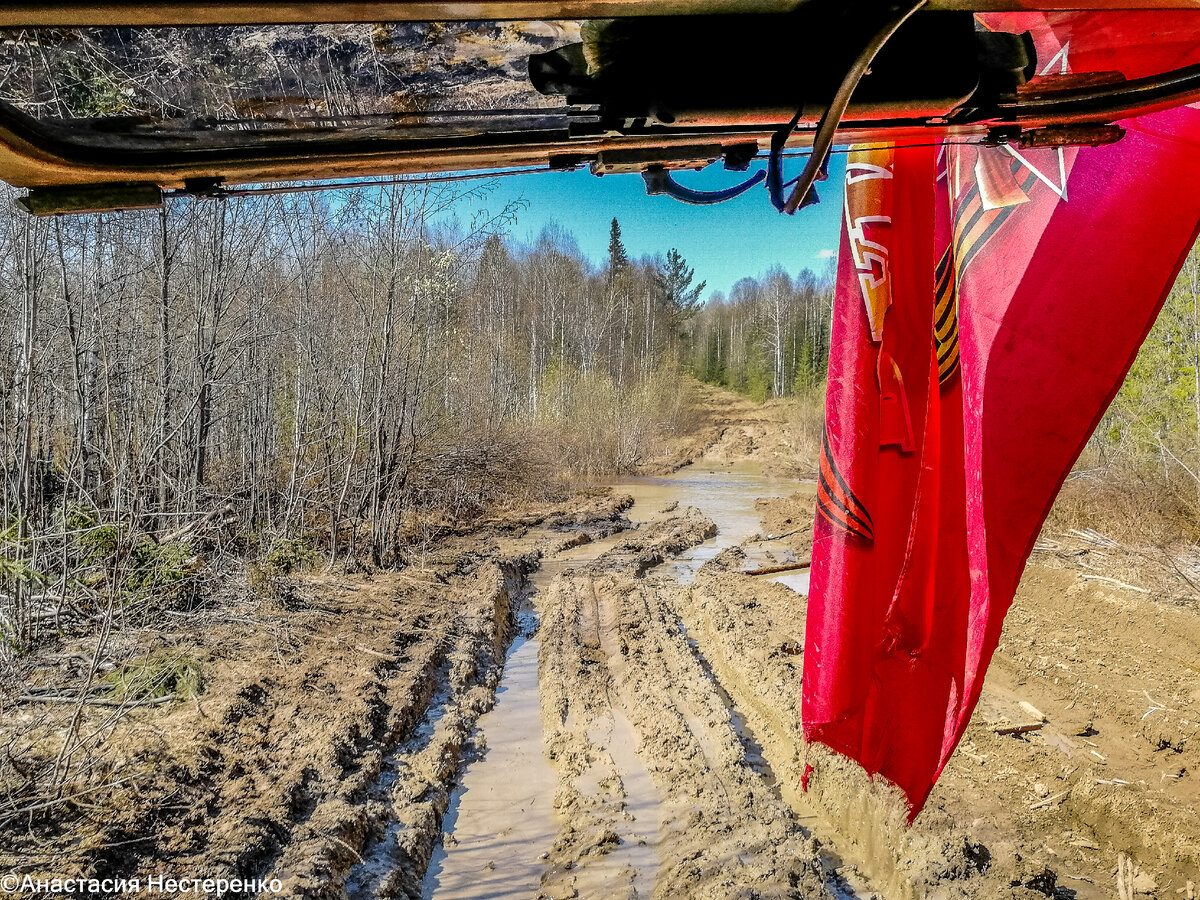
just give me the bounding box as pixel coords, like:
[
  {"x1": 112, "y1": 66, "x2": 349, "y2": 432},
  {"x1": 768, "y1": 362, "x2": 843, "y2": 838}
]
[{"x1": 6, "y1": 386, "x2": 1198, "y2": 900}]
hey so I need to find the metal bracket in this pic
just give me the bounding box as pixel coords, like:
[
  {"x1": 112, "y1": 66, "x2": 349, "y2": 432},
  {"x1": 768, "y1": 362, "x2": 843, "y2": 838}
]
[{"x1": 16, "y1": 182, "x2": 163, "y2": 215}]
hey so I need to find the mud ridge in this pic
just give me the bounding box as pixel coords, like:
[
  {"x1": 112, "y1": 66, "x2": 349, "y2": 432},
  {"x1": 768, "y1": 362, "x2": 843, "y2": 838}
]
[
  {"x1": 290, "y1": 560, "x2": 530, "y2": 900},
  {"x1": 537, "y1": 508, "x2": 852, "y2": 900}
]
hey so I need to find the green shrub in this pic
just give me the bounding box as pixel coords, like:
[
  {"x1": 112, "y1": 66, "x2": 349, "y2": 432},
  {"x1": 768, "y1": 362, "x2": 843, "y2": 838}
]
[
  {"x1": 262, "y1": 537, "x2": 319, "y2": 575},
  {"x1": 245, "y1": 562, "x2": 269, "y2": 593},
  {"x1": 124, "y1": 539, "x2": 195, "y2": 594},
  {"x1": 64, "y1": 503, "x2": 96, "y2": 532},
  {"x1": 79, "y1": 524, "x2": 120, "y2": 562},
  {"x1": 101, "y1": 648, "x2": 205, "y2": 701},
  {"x1": 0, "y1": 520, "x2": 45, "y2": 588}
]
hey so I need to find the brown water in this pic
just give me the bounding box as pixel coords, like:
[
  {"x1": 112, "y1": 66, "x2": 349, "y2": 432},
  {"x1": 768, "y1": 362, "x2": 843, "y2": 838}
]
[
  {"x1": 419, "y1": 629, "x2": 556, "y2": 899},
  {"x1": 619, "y1": 462, "x2": 804, "y2": 582},
  {"x1": 421, "y1": 463, "x2": 810, "y2": 900}
]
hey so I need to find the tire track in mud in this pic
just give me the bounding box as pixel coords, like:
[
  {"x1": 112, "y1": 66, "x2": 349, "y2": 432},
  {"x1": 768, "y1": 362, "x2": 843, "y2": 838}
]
[
  {"x1": 675, "y1": 554, "x2": 998, "y2": 900},
  {"x1": 318, "y1": 562, "x2": 528, "y2": 900},
  {"x1": 145, "y1": 558, "x2": 541, "y2": 900},
  {"x1": 85, "y1": 604, "x2": 471, "y2": 900},
  {"x1": 206, "y1": 488, "x2": 868, "y2": 900},
  {"x1": 673, "y1": 543, "x2": 1200, "y2": 900},
  {"x1": 240, "y1": 499, "x2": 638, "y2": 899},
  {"x1": 537, "y1": 508, "x2": 858, "y2": 900}
]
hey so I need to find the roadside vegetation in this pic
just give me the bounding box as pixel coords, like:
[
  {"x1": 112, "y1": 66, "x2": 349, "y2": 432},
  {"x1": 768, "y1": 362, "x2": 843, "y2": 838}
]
[
  {"x1": 0, "y1": 177, "x2": 831, "y2": 842},
  {"x1": 1045, "y1": 243, "x2": 1200, "y2": 600}
]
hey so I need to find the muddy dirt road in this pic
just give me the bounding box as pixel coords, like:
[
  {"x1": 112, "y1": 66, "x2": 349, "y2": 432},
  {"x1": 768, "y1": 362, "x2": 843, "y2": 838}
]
[
  {"x1": 420, "y1": 386, "x2": 1200, "y2": 900},
  {"x1": 4, "y1": 384, "x2": 1198, "y2": 899}
]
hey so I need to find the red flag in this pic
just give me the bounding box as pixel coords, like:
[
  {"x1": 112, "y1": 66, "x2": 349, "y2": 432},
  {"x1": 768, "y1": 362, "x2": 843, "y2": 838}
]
[{"x1": 802, "y1": 11, "x2": 1200, "y2": 817}]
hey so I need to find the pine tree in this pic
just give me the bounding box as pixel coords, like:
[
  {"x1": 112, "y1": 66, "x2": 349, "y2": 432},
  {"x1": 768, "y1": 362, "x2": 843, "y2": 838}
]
[
  {"x1": 656, "y1": 248, "x2": 706, "y2": 322},
  {"x1": 607, "y1": 217, "x2": 628, "y2": 281}
]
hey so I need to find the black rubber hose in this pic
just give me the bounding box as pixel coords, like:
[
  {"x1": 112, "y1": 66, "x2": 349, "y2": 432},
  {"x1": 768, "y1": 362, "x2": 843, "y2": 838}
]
[{"x1": 642, "y1": 167, "x2": 767, "y2": 205}]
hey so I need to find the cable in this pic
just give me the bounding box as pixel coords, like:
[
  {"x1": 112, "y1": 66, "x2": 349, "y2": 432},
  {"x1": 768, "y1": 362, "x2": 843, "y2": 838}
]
[
  {"x1": 777, "y1": 140, "x2": 984, "y2": 157},
  {"x1": 185, "y1": 139, "x2": 987, "y2": 201},
  {"x1": 768, "y1": 0, "x2": 927, "y2": 214},
  {"x1": 642, "y1": 168, "x2": 766, "y2": 205}
]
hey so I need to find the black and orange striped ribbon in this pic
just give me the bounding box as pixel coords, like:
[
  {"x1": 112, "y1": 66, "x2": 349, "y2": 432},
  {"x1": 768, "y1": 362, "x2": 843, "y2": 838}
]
[
  {"x1": 952, "y1": 157, "x2": 1039, "y2": 284},
  {"x1": 934, "y1": 248, "x2": 959, "y2": 387},
  {"x1": 817, "y1": 428, "x2": 874, "y2": 541},
  {"x1": 937, "y1": 155, "x2": 1040, "y2": 388}
]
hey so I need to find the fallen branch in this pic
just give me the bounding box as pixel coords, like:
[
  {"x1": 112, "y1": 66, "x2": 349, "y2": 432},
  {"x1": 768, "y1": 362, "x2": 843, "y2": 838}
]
[
  {"x1": 756, "y1": 525, "x2": 810, "y2": 542},
  {"x1": 1117, "y1": 852, "x2": 1134, "y2": 900},
  {"x1": 158, "y1": 504, "x2": 237, "y2": 544},
  {"x1": 1078, "y1": 574, "x2": 1149, "y2": 593},
  {"x1": 15, "y1": 693, "x2": 176, "y2": 708},
  {"x1": 995, "y1": 722, "x2": 1045, "y2": 737},
  {"x1": 329, "y1": 835, "x2": 364, "y2": 863},
  {"x1": 1030, "y1": 788, "x2": 1071, "y2": 810},
  {"x1": 1019, "y1": 700, "x2": 1048, "y2": 722},
  {"x1": 743, "y1": 561, "x2": 811, "y2": 577},
  {"x1": 0, "y1": 774, "x2": 146, "y2": 823},
  {"x1": 305, "y1": 634, "x2": 398, "y2": 660},
  {"x1": 1069, "y1": 528, "x2": 1120, "y2": 549}
]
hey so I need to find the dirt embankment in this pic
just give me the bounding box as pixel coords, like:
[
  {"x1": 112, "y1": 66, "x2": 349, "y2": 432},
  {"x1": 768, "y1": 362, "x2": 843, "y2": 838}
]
[
  {"x1": 675, "y1": 531, "x2": 1200, "y2": 899},
  {"x1": 0, "y1": 491, "x2": 634, "y2": 899}
]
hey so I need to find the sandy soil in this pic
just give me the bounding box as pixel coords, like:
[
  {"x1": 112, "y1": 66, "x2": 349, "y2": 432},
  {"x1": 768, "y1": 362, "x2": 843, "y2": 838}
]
[
  {"x1": 678, "y1": 546, "x2": 1200, "y2": 899},
  {"x1": 663, "y1": 389, "x2": 1200, "y2": 899},
  {"x1": 0, "y1": 491, "x2": 633, "y2": 899},
  {"x1": 5, "y1": 382, "x2": 1199, "y2": 900}
]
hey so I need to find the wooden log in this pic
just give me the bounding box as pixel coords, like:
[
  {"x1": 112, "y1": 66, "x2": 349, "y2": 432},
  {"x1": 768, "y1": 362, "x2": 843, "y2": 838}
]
[
  {"x1": 1030, "y1": 788, "x2": 1071, "y2": 810},
  {"x1": 743, "y1": 561, "x2": 811, "y2": 577},
  {"x1": 994, "y1": 722, "x2": 1045, "y2": 737},
  {"x1": 159, "y1": 504, "x2": 236, "y2": 544},
  {"x1": 1019, "y1": 700, "x2": 1048, "y2": 722}
]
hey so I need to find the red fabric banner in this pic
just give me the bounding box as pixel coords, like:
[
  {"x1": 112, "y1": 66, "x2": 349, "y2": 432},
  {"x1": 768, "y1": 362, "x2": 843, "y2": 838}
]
[{"x1": 802, "y1": 12, "x2": 1200, "y2": 816}]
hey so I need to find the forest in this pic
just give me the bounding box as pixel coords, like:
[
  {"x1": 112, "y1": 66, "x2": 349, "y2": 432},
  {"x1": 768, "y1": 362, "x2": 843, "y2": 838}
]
[
  {"x1": 6, "y1": 163, "x2": 1200, "y2": 655},
  {"x1": 0, "y1": 179, "x2": 834, "y2": 653}
]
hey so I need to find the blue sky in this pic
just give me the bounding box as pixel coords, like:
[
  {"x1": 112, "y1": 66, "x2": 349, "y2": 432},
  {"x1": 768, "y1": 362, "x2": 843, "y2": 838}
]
[{"x1": 449, "y1": 154, "x2": 846, "y2": 301}]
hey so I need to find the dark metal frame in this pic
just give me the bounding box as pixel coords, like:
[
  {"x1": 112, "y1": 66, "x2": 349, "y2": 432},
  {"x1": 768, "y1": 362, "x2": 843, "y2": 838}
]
[
  {"x1": 2, "y1": 1, "x2": 1200, "y2": 203},
  {"x1": 3, "y1": 0, "x2": 1199, "y2": 27}
]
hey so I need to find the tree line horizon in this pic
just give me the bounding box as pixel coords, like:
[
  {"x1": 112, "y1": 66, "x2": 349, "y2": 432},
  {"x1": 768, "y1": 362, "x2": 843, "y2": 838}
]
[
  {"x1": 4, "y1": 172, "x2": 1200, "y2": 648},
  {"x1": 0, "y1": 181, "x2": 835, "y2": 648}
]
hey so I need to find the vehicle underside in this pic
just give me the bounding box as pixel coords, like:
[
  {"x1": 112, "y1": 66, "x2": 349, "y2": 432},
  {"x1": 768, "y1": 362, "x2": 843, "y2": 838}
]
[{"x1": 0, "y1": 0, "x2": 1198, "y2": 213}]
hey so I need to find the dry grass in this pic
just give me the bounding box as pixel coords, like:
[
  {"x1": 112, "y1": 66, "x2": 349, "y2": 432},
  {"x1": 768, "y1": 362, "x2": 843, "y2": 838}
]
[
  {"x1": 778, "y1": 387, "x2": 825, "y2": 465},
  {"x1": 1046, "y1": 447, "x2": 1200, "y2": 547}
]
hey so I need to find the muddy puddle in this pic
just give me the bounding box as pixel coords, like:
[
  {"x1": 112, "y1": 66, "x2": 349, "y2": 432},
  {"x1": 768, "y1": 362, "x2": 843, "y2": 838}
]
[
  {"x1": 422, "y1": 533, "x2": 636, "y2": 900},
  {"x1": 579, "y1": 708, "x2": 661, "y2": 899},
  {"x1": 421, "y1": 463, "x2": 811, "y2": 900},
  {"x1": 419, "y1": 627, "x2": 555, "y2": 899},
  {"x1": 620, "y1": 462, "x2": 809, "y2": 581}
]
